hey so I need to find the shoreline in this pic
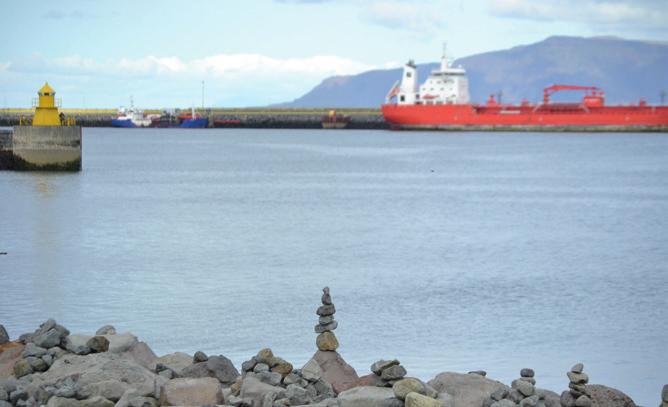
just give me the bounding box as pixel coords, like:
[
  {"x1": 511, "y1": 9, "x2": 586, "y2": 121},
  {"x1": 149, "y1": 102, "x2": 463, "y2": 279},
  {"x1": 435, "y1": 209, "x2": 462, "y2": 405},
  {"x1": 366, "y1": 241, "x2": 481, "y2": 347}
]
[{"x1": 1, "y1": 296, "x2": 656, "y2": 407}]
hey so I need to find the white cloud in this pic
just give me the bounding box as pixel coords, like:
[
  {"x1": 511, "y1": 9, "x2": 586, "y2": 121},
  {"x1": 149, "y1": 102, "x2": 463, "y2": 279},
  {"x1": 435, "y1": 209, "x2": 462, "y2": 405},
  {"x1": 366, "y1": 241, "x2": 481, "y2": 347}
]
[{"x1": 488, "y1": 0, "x2": 668, "y2": 26}]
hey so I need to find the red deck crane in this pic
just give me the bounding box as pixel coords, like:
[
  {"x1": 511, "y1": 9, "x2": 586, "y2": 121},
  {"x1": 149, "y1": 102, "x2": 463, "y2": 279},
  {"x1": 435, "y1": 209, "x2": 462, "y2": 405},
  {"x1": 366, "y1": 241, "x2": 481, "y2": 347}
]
[{"x1": 543, "y1": 85, "x2": 605, "y2": 105}]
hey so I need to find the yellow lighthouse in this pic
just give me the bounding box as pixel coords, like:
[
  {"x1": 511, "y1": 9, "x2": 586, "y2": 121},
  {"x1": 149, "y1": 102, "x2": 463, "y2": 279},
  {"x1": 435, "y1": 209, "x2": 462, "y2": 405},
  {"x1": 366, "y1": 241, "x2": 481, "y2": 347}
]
[{"x1": 32, "y1": 82, "x2": 62, "y2": 126}]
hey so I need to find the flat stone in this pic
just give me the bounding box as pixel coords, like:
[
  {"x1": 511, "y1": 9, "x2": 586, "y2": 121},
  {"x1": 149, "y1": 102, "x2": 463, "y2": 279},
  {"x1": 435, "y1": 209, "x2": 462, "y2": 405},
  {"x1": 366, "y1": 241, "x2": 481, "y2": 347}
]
[
  {"x1": 567, "y1": 371, "x2": 588, "y2": 385},
  {"x1": 337, "y1": 386, "x2": 394, "y2": 407},
  {"x1": 240, "y1": 376, "x2": 283, "y2": 406},
  {"x1": 33, "y1": 329, "x2": 62, "y2": 348},
  {"x1": 571, "y1": 363, "x2": 584, "y2": 374},
  {"x1": 64, "y1": 335, "x2": 92, "y2": 355},
  {"x1": 468, "y1": 370, "x2": 487, "y2": 377},
  {"x1": 46, "y1": 397, "x2": 82, "y2": 407},
  {"x1": 95, "y1": 325, "x2": 116, "y2": 336},
  {"x1": 21, "y1": 343, "x2": 47, "y2": 358},
  {"x1": 254, "y1": 363, "x2": 270, "y2": 373},
  {"x1": 519, "y1": 394, "x2": 539, "y2": 407},
  {"x1": 241, "y1": 358, "x2": 257, "y2": 372},
  {"x1": 155, "y1": 352, "x2": 192, "y2": 375},
  {"x1": 520, "y1": 368, "x2": 535, "y2": 378},
  {"x1": 124, "y1": 341, "x2": 157, "y2": 371},
  {"x1": 27, "y1": 356, "x2": 48, "y2": 372},
  {"x1": 286, "y1": 383, "x2": 310, "y2": 405},
  {"x1": 316, "y1": 305, "x2": 336, "y2": 317},
  {"x1": 315, "y1": 321, "x2": 338, "y2": 334},
  {"x1": 271, "y1": 360, "x2": 293, "y2": 377},
  {"x1": 428, "y1": 372, "x2": 509, "y2": 407},
  {"x1": 104, "y1": 332, "x2": 137, "y2": 353},
  {"x1": 490, "y1": 387, "x2": 508, "y2": 401},
  {"x1": 371, "y1": 360, "x2": 400, "y2": 375},
  {"x1": 86, "y1": 336, "x2": 110, "y2": 353},
  {"x1": 316, "y1": 332, "x2": 339, "y2": 351},
  {"x1": 301, "y1": 358, "x2": 322, "y2": 382},
  {"x1": 404, "y1": 392, "x2": 443, "y2": 407},
  {"x1": 159, "y1": 377, "x2": 223, "y2": 406},
  {"x1": 491, "y1": 400, "x2": 516, "y2": 407},
  {"x1": 381, "y1": 365, "x2": 407, "y2": 381},
  {"x1": 319, "y1": 316, "x2": 335, "y2": 325},
  {"x1": 257, "y1": 371, "x2": 283, "y2": 386},
  {"x1": 392, "y1": 378, "x2": 426, "y2": 401}
]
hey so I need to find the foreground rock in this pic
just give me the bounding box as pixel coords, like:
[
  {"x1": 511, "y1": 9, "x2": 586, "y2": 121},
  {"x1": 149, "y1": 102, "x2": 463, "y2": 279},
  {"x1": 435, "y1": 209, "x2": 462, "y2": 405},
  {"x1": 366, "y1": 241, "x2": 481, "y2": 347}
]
[
  {"x1": 662, "y1": 384, "x2": 668, "y2": 407},
  {"x1": 159, "y1": 377, "x2": 224, "y2": 406},
  {"x1": 303, "y1": 350, "x2": 359, "y2": 394},
  {"x1": 336, "y1": 386, "x2": 394, "y2": 407},
  {"x1": 429, "y1": 372, "x2": 508, "y2": 407},
  {"x1": 0, "y1": 326, "x2": 8, "y2": 346},
  {"x1": 585, "y1": 384, "x2": 637, "y2": 407}
]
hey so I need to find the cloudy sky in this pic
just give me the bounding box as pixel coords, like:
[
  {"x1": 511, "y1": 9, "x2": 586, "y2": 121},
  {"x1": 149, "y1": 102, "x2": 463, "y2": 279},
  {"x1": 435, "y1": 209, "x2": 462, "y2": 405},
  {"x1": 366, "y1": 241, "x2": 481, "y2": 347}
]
[{"x1": 1, "y1": 0, "x2": 666, "y2": 108}]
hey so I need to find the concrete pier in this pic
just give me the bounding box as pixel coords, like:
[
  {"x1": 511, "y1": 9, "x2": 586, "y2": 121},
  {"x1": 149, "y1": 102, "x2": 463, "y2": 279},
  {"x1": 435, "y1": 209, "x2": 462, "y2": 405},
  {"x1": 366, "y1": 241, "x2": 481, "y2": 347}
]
[{"x1": 10, "y1": 126, "x2": 82, "y2": 171}]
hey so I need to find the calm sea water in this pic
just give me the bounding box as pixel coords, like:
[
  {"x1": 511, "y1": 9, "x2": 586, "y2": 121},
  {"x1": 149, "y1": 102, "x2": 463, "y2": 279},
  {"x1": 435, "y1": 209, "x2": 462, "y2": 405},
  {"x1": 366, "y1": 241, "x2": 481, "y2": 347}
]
[{"x1": 1, "y1": 128, "x2": 667, "y2": 405}]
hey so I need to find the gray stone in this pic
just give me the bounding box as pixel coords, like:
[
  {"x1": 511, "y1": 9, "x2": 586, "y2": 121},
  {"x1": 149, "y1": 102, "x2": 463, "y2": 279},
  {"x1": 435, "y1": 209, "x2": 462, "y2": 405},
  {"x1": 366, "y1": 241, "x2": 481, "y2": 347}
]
[
  {"x1": 86, "y1": 336, "x2": 110, "y2": 353},
  {"x1": 574, "y1": 395, "x2": 592, "y2": 407},
  {"x1": 0, "y1": 389, "x2": 6, "y2": 401},
  {"x1": 468, "y1": 370, "x2": 487, "y2": 377},
  {"x1": 42, "y1": 354, "x2": 54, "y2": 366},
  {"x1": 95, "y1": 325, "x2": 116, "y2": 336},
  {"x1": 81, "y1": 396, "x2": 115, "y2": 407},
  {"x1": 316, "y1": 305, "x2": 336, "y2": 317},
  {"x1": 314, "y1": 378, "x2": 335, "y2": 397},
  {"x1": 491, "y1": 400, "x2": 516, "y2": 407},
  {"x1": 104, "y1": 332, "x2": 137, "y2": 353},
  {"x1": 124, "y1": 341, "x2": 157, "y2": 371},
  {"x1": 33, "y1": 329, "x2": 62, "y2": 348},
  {"x1": 560, "y1": 390, "x2": 576, "y2": 407},
  {"x1": 519, "y1": 394, "x2": 539, "y2": 407},
  {"x1": 490, "y1": 387, "x2": 509, "y2": 401},
  {"x1": 521, "y1": 368, "x2": 535, "y2": 378},
  {"x1": 286, "y1": 384, "x2": 310, "y2": 405},
  {"x1": 302, "y1": 358, "x2": 322, "y2": 382},
  {"x1": 206, "y1": 355, "x2": 240, "y2": 384},
  {"x1": 22, "y1": 343, "x2": 47, "y2": 358},
  {"x1": 567, "y1": 371, "x2": 588, "y2": 385},
  {"x1": 319, "y1": 316, "x2": 335, "y2": 325},
  {"x1": 254, "y1": 363, "x2": 270, "y2": 373},
  {"x1": 155, "y1": 352, "x2": 192, "y2": 375},
  {"x1": 371, "y1": 360, "x2": 400, "y2": 375},
  {"x1": 663, "y1": 384, "x2": 668, "y2": 402},
  {"x1": 193, "y1": 351, "x2": 208, "y2": 363},
  {"x1": 337, "y1": 386, "x2": 395, "y2": 407},
  {"x1": 381, "y1": 365, "x2": 407, "y2": 381},
  {"x1": 64, "y1": 335, "x2": 91, "y2": 355},
  {"x1": 322, "y1": 287, "x2": 332, "y2": 305},
  {"x1": 315, "y1": 321, "x2": 339, "y2": 334},
  {"x1": 256, "y1": 348, "x2": 274, "y2": 365},
  {"x1": 9, "y1": 387, "x2": 28, "y2": 404},
  {"x1": 509, "y1": 388, "x2": 524, "y2": 403},
  {"x1": 54, "y1": 385, "x2": 76, "y2": 398},
  {"x1": 0, "y1": 401, "x2": 9, "y2": 407},
  {"x1": 180, "y1": 361, "x2": 211, "y2": 378},
  {"x1": 240, "y1": 376, "x2": 283, "y2": 406},
  {"x1": 571, "y1": 363, "x2": 583, "y2": 374},
  {"x1": 513, "y1": 378, "x2": 535, "y2": 397},
  {"x1": 241, "y1": 358, "x2": 257, "y2": 372},
  {"x1": 393, "y1": 378, "x2": 426, "y2": 401},
  {"x1": 46, "y1": 397, "x2": 82, "y2": 407},
  {"x1": 257, "y1": 371, "x2": 283, "y2": 386},
  {"x1": 428, "y1": 372, "x2": 509, "y2": 407}
]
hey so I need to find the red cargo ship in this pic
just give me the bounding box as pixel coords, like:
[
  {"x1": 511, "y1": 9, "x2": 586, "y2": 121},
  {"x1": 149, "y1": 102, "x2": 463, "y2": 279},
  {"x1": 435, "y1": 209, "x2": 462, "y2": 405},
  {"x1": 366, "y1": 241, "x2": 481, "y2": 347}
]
[{"x1": 381, "y1": 51, "x2": 668, "y2": 131}]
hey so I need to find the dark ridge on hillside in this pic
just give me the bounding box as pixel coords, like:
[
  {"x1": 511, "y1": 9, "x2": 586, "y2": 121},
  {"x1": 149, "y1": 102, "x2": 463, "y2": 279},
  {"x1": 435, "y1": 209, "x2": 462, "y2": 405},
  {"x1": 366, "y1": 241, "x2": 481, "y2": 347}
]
[{"x1": 278, "y1": 36, "x2": 668, "y2": 107}]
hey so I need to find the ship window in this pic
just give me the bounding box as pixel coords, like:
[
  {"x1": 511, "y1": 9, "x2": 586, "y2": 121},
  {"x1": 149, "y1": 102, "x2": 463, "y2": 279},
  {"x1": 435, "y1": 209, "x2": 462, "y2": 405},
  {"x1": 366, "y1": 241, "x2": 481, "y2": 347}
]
[
  {"x1": 400, "y1": 95, "x2": 405, "y2": 102},
  {"x1": 406, "y1": 72, "x2": 412, "y2": 78}
]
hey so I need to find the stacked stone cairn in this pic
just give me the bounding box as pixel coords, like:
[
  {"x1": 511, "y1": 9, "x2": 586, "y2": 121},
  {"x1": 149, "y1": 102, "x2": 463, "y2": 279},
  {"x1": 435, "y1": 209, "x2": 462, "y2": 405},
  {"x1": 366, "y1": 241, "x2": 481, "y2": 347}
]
[
  {"x1": 315, "y1": 287, "x2": 339, "y2": 352},
  {"x1": 483, "y1": 368, "x2": 550, "y2": 407},
  {"x1": 661, "y1": 384, "x2": 668, "y2": 407},
  {"x1": 369, "y1": 359, "x2": 408, "y2": 387},
  {"x1": 230, "y1": 347, "x2": 336, "y2": 406},
  {"x1": 560, "y1": 363, "x2": 592, "y2": 407},
  {"x1": 12, "y1": 319, "x2": 71, "y2": 379}
]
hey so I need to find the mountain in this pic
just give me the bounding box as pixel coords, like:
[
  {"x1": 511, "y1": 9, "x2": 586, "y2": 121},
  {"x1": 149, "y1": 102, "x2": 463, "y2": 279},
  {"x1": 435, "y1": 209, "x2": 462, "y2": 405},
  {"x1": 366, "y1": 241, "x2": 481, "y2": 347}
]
[{"x1": 278, "y1": 36, "x2": 668, "y2": 107}]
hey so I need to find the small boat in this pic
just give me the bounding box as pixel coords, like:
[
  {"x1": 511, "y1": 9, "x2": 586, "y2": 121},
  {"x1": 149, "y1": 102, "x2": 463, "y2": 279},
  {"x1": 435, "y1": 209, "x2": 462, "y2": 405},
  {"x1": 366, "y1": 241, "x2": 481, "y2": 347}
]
[
  {"x1": 178, "y1": 107, "x2": 209, "y2": 128},
  {"x1": 111, "y1": 98, "x2": 153, "y2": 128},
  {"x1": 322, "y1": 110, "x2": 350, "y2": 129}
]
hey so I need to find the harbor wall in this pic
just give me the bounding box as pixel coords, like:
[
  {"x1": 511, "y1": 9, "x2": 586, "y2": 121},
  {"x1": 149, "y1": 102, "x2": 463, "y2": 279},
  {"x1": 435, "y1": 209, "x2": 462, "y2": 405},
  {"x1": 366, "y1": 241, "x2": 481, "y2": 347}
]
[
  {"x1": 11, "y1": 126, "x2": 82, "y2": 171},
  {"x1": 0, "y1": 130, "x2": 12, "y2": 170}
]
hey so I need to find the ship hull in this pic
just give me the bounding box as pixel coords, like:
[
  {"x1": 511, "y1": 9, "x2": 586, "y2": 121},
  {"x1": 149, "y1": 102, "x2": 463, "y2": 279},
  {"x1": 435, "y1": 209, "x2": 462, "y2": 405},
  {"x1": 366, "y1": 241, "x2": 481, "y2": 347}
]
[
  {"x1": 111, "y1": 119, "x2": 138, "y2": 128},
  {"x1": 179, "y1": 118, "x2": 208, "y2": 128},
  {"x1": 382, "y1": 104, "x2": 668, "y2": 131}
]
